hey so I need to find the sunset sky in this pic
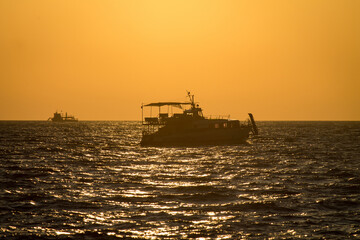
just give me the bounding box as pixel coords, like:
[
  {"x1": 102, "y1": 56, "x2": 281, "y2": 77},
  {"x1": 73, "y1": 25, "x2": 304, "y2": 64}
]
[{"x1": 1, "y1": 0, "x2": 359, "y2": 120}]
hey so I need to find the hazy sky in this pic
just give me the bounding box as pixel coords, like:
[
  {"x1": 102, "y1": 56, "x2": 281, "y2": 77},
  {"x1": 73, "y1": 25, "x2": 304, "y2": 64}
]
[{"x1": 1, "y1": 0, "x2": 359, "y2": 120}]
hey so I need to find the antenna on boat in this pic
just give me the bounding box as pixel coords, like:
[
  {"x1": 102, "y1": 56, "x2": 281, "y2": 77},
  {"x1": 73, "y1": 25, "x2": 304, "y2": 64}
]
[{"x1": 187, "y1": 91, "x2": 195, "y2": 108}]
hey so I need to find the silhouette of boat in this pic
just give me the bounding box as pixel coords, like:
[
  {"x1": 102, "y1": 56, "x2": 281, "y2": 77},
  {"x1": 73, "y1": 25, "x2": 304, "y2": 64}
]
[
  {"x1": 140, "y1": 92, "x2": 258, "y2": 146},
  {"x1": 48, "y1": 111, "x2": 78, "y2": 122}
]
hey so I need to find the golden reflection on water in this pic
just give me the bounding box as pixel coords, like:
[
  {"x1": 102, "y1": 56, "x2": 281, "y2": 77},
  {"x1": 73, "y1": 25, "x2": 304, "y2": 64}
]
[
  {"x1": 2, "y1": 121, "x2": 359, "y2": 239},
  {"x1": 66, "y1": 153, "x2": 270, "y2": 239}
]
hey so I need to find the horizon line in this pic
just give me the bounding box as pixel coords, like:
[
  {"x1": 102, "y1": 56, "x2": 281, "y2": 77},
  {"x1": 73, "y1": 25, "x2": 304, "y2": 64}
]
[{"x1": 0, "y1": 119, "x2": 360, "y2": 122}]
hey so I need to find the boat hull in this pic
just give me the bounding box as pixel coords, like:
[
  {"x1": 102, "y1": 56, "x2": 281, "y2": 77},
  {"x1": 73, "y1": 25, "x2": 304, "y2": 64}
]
[{"x1": 141, "y1": 127, "x2": 251, "y2": 146}]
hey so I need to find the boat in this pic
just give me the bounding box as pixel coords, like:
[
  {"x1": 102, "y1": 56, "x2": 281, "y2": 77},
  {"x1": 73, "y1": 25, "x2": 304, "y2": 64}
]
[
  {"x1": 48, "y1": 111, "x2": 78, "y2": 122},
  {"x1": 140, "y1": 92, "x2": 258, "y2": 146}
]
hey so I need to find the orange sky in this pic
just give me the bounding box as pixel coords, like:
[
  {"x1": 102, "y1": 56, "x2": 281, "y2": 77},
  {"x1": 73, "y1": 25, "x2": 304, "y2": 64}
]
[{"x1": 0, "y1": 0, "x2": 359, "y2": 120}]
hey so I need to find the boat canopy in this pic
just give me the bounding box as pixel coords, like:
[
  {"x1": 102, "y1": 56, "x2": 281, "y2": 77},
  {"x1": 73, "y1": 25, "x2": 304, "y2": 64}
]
[{"x1": 144, "y1": 102, "x2": 191, "y2": 108}]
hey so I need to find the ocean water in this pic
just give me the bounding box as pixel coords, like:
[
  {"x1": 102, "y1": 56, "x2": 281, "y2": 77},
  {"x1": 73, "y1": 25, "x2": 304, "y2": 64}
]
[{"x1": 0, "y1": 121, "x2": 359, "y2": 239}]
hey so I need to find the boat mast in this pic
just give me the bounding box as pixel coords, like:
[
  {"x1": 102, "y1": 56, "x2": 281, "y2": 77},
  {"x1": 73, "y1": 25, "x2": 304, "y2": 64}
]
[{"x1": 187, "y1": 91, "x2": 195, "y2": 109}]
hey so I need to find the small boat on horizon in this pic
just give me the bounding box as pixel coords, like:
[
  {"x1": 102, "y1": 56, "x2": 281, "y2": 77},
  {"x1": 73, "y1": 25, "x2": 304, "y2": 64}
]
[
  {"x1": 48, "y1": 111, "x2": 78, "y2": 122},
  {"x1": 140, "y1": 92, "x2": 258, "y2": 146}
]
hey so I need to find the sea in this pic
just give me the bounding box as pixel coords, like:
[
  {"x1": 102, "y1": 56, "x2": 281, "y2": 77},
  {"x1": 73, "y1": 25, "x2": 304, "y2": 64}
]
[{"x1": 0, "y1": 121, "x2": 359, "y2": 239}]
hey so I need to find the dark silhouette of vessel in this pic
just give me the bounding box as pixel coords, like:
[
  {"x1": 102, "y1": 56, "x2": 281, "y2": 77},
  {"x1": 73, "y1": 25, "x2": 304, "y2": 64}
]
[
  {"x1": 48, "y1": 111, "x2": 78, "y2": 122},
  {"x1": 141, "y1": 92, "x2": 258, "y2": 146}
]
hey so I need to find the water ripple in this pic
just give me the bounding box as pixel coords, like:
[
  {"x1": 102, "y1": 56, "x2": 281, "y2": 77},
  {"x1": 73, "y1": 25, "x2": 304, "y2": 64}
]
[{"x1": 0, "y1": 121, "x2": 359, "y2": 239}]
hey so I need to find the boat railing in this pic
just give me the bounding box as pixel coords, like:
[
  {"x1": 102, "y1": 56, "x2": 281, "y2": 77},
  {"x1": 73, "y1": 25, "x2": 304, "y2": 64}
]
[
  {"x1": 206, "y1": 115, "x2": 230, "y2": 120},
  {"x1": 143, "y1": 114, "x2": 233, "y2": 125}
]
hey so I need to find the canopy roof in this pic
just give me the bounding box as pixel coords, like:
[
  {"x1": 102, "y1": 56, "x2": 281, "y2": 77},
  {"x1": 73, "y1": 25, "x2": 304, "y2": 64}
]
[{"x1": 144, "y1": 102, "x2": 191, "y2": 107}]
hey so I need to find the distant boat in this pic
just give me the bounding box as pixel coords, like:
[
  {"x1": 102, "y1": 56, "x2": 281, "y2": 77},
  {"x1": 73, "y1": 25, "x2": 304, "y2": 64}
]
[
  {"x1": 48, "y1": 111, "x2": 78, "y2": 122},
  {"x1": 140, "y1": 92, "x2": 258, "y2": 146}
]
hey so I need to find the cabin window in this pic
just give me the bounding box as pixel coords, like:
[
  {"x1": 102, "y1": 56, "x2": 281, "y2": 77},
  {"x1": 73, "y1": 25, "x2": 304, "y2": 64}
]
[
  {"x1": 223, "y1": 123, "x2": 227, "y2": 128},
  {"x1": 214, "y1": 123, "x2": 220, "y2": 128}
]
